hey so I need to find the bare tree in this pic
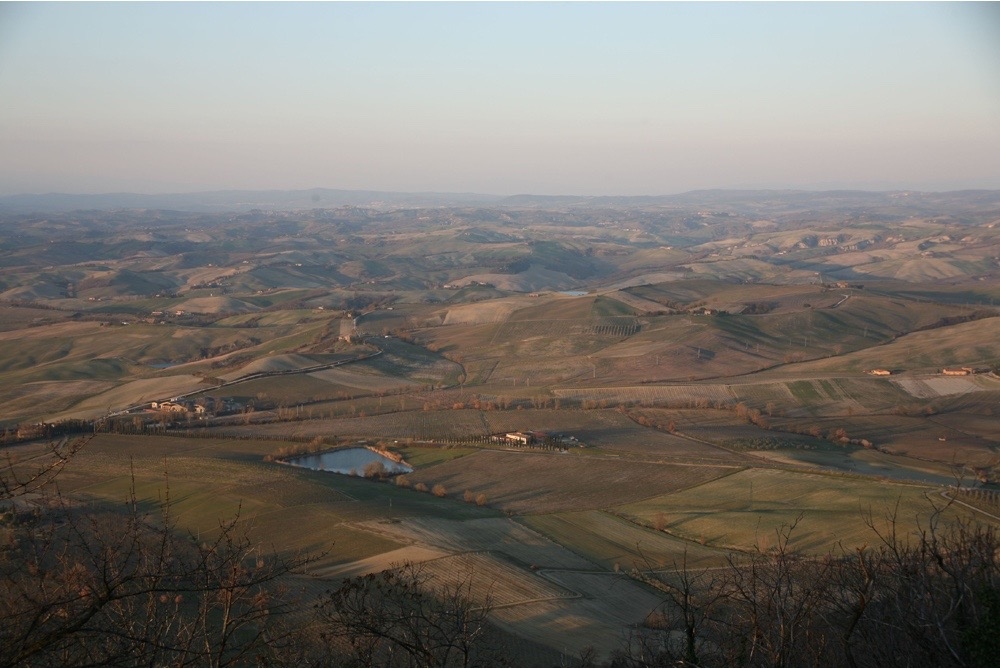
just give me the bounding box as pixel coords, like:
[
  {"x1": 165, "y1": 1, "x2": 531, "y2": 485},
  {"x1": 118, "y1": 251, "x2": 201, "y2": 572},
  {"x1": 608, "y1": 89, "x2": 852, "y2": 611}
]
[
  {"x1": 613, "y1": 548, "x2": 728, "y2": 667},
  {"x1": 0, "y1": 436, "x2": 88, "y2": 500},
  {"x1": 315, "y1": 562, "x2": 500, "y2": 667},
  {"x1": 0, "y1": 439, "x2": 315, "y2": 667},
  {"x1": 617, "y1": 507, "x2": 1000, "y2": 668}
]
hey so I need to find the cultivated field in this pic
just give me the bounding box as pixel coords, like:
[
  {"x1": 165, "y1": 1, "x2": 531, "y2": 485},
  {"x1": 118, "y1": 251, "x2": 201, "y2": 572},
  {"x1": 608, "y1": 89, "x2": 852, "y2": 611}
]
[
  {"x1": 893, "y1": 374, "x2": 1000, "y2": 399},
  {"x1": 352, "y1": 516, "x2": 597, "y2": 570},
  {"x1": 523, "y1": 510, "x2": 729, "y2": 570},
  {"x1": 617, "y1": 467, "x2": 959, "y2": 554},
  {"x1": 408, "y1": 449, "x2": 740, "y2": 514}
]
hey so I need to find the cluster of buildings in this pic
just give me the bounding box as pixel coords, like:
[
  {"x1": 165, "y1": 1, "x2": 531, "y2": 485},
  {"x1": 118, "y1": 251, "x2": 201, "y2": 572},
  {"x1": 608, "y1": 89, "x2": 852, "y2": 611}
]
[
  {"x1": 490, "y1": 431, "x2": 582, "y2": 447},
  {"x1": 940, "y1": 367, "x2": 989, "y2": 376},
  {"x1": 150, "y1": 400, "x2": 207, "y2": 416},
  {"x1": 867, "y1": 366, "x2": 989, "y2": 377},
  {"x1": 148, "y1": 396, "x2": 246, "y2": 417}
]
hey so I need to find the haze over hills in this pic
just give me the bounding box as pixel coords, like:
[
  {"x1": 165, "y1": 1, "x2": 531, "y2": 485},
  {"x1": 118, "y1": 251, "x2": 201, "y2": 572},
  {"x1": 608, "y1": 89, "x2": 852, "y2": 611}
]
[
  {"x1": 0, "y1": 188, "x2": 499, "y2": 213},
  {"x1": 4, "y1": 187, "x2": 1000, "y2": 215}
]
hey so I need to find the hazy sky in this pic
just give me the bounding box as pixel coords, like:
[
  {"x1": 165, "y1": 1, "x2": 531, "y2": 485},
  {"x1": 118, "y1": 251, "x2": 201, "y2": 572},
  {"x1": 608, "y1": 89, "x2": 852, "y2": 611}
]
[{"x1": 2, "y1": 1, "x2": 999, "y2": 196}]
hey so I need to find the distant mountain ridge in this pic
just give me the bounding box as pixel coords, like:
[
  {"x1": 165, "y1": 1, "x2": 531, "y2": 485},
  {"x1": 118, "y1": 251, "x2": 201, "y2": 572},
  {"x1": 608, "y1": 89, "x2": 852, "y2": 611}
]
[
  {"x1": 2, "y1": 187, "x2": 1000, "y2": 214},
  {"x1": 0, "y1": 188, "x2": 499, "y2": 214}
]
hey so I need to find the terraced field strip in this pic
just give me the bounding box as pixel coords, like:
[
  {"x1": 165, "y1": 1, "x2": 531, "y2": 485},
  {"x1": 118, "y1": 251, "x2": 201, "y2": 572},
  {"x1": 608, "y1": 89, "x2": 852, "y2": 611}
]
[{"x1": 617, "y1": 467, "x2": 956, "y2": 555}]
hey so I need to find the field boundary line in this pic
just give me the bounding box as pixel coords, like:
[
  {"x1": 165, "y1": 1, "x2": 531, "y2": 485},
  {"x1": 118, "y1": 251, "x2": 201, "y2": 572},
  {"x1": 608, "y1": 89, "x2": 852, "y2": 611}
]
[
  {"x1": 418, "y1": 550, "x2": 585, "y2": 607},
  {"x1": 940, "y1": 489, "x2": 1000, "y2": 523}
]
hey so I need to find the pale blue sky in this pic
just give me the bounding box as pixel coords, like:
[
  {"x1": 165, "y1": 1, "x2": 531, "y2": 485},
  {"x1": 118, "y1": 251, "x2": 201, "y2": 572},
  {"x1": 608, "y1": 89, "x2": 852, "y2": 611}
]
[{"x1": 1, "y1": 1, "x2": 998, "y2": 196}]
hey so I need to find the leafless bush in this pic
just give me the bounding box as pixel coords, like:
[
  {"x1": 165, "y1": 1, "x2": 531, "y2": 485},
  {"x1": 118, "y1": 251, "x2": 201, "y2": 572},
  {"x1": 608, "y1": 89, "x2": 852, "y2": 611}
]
[
  {"x1": 315, "y1": 562, "x2": 501, "y2": 667},
  {"x1": 617, "y1": 507, "x2": 1000, "y2": 667},
  {"x1": 0, "y1": 443, "x2": 316, "y2": 667},
  {"x1": 364, "y1": 461, "x2": 388, "y2": 480}
]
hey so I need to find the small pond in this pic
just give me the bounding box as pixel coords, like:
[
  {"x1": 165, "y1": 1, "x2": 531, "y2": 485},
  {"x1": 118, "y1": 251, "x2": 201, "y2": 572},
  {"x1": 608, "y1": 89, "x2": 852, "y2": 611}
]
[
  {"x1": 559, "y1": 290, "x2": 588, "y2": 296},
  {"x1": 286, "y1": 447, "x2": 412, "y2": 476}
]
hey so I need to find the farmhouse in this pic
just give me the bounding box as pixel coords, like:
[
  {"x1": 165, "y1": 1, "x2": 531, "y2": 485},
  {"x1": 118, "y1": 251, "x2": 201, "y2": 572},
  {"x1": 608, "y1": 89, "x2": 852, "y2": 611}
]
[
  {"x1": 151, "y1": 400, "x2": 188, "y2": 413},
  {"x1": 504, "y1": 431, "x2": 534, "y2": 445},
  {"x1": 941, "y1": 367, "x2": 974, "y2": 376},
  {"x1": 867, "y1": 369, "x2": 892, "y2": 376},
  {"x1": 150, "y1": 400, "x2": 203, "y2": 414},
  {"x1": 16, "y1": 423, "x2": 49, "y2": 440}
]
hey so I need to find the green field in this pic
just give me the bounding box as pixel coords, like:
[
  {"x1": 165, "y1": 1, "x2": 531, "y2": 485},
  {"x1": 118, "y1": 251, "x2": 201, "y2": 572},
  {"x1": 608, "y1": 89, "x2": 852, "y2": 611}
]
[
  {"x1": 523, "y1": 510, "x2": 729, "y2": 570},
  {"x1": 49, "y1": 434, "x2": 499, "y2": 569},
  {"x1": 616, "y1": 467, "x2": 957, "y2": 554}
]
